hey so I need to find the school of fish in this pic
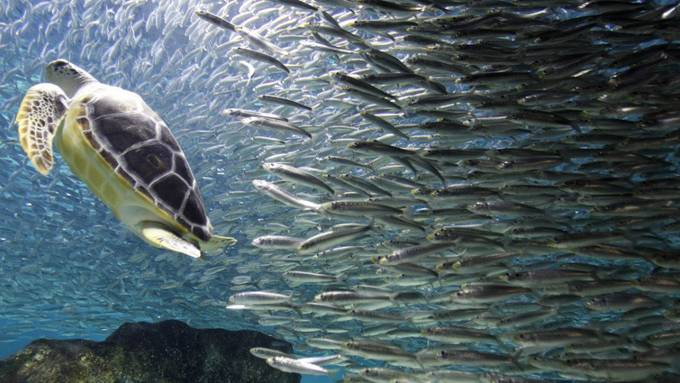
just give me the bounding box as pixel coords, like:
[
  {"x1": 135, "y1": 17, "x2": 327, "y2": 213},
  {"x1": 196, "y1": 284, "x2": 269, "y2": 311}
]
[{"x1": 1, "y1": 0, "x2": 680, "y2": 381}]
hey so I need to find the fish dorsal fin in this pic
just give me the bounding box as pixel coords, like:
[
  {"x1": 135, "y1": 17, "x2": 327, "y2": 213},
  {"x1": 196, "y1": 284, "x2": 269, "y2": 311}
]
[{"x1": 16, "y1": 83, "x2": 69, "y2": 176}]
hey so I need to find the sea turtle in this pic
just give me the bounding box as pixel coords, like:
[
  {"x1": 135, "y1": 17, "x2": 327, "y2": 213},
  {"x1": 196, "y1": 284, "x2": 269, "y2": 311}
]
[{"x1": 15, "y1": 59, "x2": 236, "y2": 258}]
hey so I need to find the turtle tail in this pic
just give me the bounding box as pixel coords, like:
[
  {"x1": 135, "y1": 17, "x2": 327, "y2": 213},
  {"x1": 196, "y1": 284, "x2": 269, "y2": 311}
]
[{"x1": 199, "y1": 234, "x2": 237, "y2": 255}]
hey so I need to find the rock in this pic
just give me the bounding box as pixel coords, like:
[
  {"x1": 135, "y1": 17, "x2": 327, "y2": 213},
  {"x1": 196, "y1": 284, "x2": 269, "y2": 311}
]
[{"x1": 0, "y1": 320, "x2": 300, "y2": 383}]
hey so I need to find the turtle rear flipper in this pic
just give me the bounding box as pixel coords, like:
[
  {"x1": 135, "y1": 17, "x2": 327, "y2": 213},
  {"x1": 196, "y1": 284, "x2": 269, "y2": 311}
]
[
  {"x1": 200, "y1": 234, "x2": 237, "y2": 254},
  {"x1": 16, "y1": 83, "x2": 69, "y2": 175},
  {"x1": 140, "y1": 222, "x2": 201, "y2": 258}
]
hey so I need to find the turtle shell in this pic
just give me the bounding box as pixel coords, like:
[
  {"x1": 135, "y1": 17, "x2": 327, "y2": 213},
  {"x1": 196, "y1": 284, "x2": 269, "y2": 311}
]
[{"x1": 81, "y1": 90, "x2": 212, "y2": 241}]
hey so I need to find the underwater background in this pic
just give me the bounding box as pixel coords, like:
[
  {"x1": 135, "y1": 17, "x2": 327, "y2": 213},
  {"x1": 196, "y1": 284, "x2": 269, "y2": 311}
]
[{"x1": 1, "y1": 0, "x2": 680, "y2": 382}]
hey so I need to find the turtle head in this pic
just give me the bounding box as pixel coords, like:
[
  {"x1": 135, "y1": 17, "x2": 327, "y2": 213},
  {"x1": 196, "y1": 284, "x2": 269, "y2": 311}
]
[{"x1": 45, "y1": 59, "x2": 97, "y2": 98}]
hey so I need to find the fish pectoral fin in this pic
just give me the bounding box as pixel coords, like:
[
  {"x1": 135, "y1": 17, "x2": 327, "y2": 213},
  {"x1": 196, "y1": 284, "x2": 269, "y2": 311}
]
[
  {"x1": 140, "y1": 222, "x2": 201, "y2": 258},
  {"x1": 199, "y1": 234, "x2": 238, "y2": 254},
  {"x1": 16, "y1": 83, "x2": 69, "y2": 176}
]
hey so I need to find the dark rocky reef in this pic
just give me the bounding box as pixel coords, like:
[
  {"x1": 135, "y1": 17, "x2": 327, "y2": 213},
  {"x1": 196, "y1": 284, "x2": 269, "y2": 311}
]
[{"x1": 0, "y1": 320, "x2": 299, "y2": 383}]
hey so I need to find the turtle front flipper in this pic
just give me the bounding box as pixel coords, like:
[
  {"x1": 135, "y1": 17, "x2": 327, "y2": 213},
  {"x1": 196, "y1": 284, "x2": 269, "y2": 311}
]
[
  {"x1": 199, "y1": 234, "x2": 238, "y2": 254},
  {"x1": 16, "y1": 83, "x2": 69, "y2": 175},
  {"x1": 139, "y1": 221, "x2": 201, "y2": 258}
]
